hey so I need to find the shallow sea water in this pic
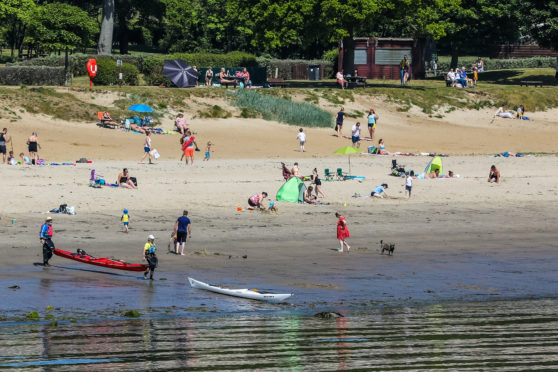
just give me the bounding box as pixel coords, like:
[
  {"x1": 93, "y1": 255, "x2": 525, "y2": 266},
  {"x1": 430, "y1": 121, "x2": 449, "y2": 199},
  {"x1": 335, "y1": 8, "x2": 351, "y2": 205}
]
[{"x1": 1, "y1": 298, "x2": 558, "y2": 371}]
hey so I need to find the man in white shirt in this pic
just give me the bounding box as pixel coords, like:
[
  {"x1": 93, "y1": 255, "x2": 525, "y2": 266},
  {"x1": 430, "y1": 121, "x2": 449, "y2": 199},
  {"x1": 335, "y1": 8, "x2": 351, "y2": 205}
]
[
  {"x1": 297, "y1": 128, "x2": 306, "y2": 152},
  {"x1": 446, "y1": 68, "x2": 456, "y2": 87},
  {"x1": 351, "y1": 122, "x2": 361, "y2": 148}
]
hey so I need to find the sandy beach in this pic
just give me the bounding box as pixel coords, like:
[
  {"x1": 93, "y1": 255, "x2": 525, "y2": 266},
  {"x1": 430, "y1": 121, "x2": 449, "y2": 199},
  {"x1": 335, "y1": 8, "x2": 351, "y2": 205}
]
[{"x1": 1, "y1": 91, "x2": 558, "y2": 314}]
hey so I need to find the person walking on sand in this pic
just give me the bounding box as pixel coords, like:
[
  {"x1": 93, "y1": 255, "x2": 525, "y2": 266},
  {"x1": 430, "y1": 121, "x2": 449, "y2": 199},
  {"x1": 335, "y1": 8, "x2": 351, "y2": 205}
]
[
  {"x1": 173, "y1": 210, "x2": 192, "y2": 255},
  {"x1": 0, "y1": 128, "x2": 12, "y2": 164},
  {"x1": 181, "y1": 129, "x2": 199, "y2": 165},
  {"x1": 312, "y1": 168, "x2": 326, "y2": 198},
  {"x1": 488, "y1": 165, "x2": 500, "y2": 184},
  {"x1": 336, "y1": 212, "x2": 350, "y2": 252},
  {"x1": 121, "y1": 209, "x2": 130, "y2": 233},
  {"x1": 27, "y1": 132, "x2": 40, "y2": 165},
  {"x1": 142, "y1": 235, "x2": 158, "y2": 280},
  {"x1": 405, "y1": 172, "x2": 413, "y2": 198},
  {"x1": 335, "y1": 107, "x2": 345, "y2": 137},
  {"x1": 204, "y1": 141, "x2": 213, "y2": 161},
  {"x1": 139, "y1": 132, "x2": 153, "y2": 164},
  {"x1": 40, "y1": 216, "x2": 55, "y2": 266},
  {"x1": 297, "y1": 128, "x2": 306, "y2": 152}
]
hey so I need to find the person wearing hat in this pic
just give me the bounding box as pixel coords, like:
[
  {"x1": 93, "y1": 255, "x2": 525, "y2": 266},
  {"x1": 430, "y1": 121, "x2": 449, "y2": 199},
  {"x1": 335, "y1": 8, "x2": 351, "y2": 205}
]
[
  {"x1": 142, "y1": 235, "x2": 158, "y2": 280},
  {"x1": 121, "y1": 209, "x2": 130, "y2": 233},
  {"x1": 40, "y1": 217, "x2": 55, "y2": 266}
]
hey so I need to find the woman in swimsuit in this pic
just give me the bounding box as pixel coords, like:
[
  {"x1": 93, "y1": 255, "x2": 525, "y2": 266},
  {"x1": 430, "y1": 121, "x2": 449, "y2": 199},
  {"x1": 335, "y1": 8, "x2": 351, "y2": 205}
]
[
  {"x1": 378, "y1": 138, "x2": 390, "y2": 155},
  {"x1": 117, "y1": 168, "x2": 137, "y2": 189},
  {"x1": 312, "y1": 168, "x2": 326, "y2": 198},
  {"x1": 218, "y1": 68, "x2": 236, "y2": 89},
  {"x1": 26, "y1": 132, "x2": 40, "y2": 165},
  {"x1": 205, "y1": 67, "x2": 214, "y2": 86}
]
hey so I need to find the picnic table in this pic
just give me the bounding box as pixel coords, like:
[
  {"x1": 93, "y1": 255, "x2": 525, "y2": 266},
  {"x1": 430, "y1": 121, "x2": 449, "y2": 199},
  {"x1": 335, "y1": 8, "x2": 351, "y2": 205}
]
[
  {"x1": 520, "y1": 80, "x2": 543, "y2": 87},
  {"x1": 347, "y1": 76, "x2": 367, "y2": 88}
]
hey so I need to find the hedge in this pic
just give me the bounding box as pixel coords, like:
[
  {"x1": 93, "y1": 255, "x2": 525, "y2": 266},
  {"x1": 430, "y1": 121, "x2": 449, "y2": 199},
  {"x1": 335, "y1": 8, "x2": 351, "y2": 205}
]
[
  {"x1": 92, "y1": 58, "x2": 139, "y2": 86},
  {"x1": 433, "y1": 56, "x2": 557, "y2": 72},
  {"x1": 256, "y1": 58, "x2": 334, "y2": 80},
  {"x1": 0, "y1": 66, "x2": 66, "y2": 85},
  {"x1": 10, "y1": 54, "x2": 144, "y2": 76}
]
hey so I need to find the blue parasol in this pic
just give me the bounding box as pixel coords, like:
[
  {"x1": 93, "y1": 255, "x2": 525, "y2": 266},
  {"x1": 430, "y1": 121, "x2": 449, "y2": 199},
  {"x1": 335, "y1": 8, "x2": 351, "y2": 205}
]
[{"x1": 128, "y1": 104, "x2": 153, "y2": 112}]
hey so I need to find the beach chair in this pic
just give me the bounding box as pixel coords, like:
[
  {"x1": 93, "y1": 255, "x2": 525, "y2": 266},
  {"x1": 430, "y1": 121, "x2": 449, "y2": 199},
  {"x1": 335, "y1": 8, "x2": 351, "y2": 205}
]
[
  {"x1": 336, "y1": 168, "x2": 347, "y2": 180},
  {"x1": 324, "y1": 168, "x2": 334, "y2": 181}
]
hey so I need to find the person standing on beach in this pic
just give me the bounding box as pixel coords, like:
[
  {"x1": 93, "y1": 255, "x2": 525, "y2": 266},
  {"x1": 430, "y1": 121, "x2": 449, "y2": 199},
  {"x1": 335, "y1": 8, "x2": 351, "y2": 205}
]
[
  {"x1": 367, "y1": 109, "x2": 376, "y2": 140},
  {"x1": 143, "y1": 235, "x2": 158, "y2": 280},
  {"x1": 0, "y1": 128, "x2": 12, "y2": 164},
  {"x1": 488, "y1": 165, "x2": 500, "y2": 184},
  {"x1": 297, "y1": 128, "x2": 306, "y2": 152},
  {"x1": 351, "y1": 122, "x2": 361, "y2": 148},
  {"x1": 335, "y1": 107, "x2": 345, "y2": 137},
  {"x1": 139, "y1": 132, "x2": 153, "y2": 164},
  {"x1": 312, "y1": 168, "x2": 326, "y2": 198},
  {"x1": 182, "y1": 130, "x2": 199, "y2": 165},
  {"x1": 173, "y1": 210, "x2": 192, "y2": 256},
  {"x1": 336, "y1": 212, "x2": 350, "y2": 252},
  {"x1": 204, "y1": 141, "x2": 213, "y2": 161},
  {"x1": 40, "y1": 216, "x2": 55, "y2": 266},
  {"x1": 27, "y1": 132, "x2": 40, "y2": 165},
  {"x1": 405, "y1": 172, "x2": 413, "y2": 198}
]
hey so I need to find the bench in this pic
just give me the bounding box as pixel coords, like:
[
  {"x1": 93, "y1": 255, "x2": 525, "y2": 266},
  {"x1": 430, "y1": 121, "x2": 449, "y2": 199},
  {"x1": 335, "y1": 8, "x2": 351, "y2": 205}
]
[
  {"x1": 520, "y1": 80, "x2": 543, "y2": 87},
  {"x1": 268, "y1": 78, "x2": 289, "y2": 88}
]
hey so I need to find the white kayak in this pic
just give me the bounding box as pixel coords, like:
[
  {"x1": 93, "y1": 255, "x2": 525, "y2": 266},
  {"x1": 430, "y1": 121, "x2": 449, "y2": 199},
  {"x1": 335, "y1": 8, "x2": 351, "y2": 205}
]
[{"x1": 188, "y1": 277, "x2": 292, "y2": 303}]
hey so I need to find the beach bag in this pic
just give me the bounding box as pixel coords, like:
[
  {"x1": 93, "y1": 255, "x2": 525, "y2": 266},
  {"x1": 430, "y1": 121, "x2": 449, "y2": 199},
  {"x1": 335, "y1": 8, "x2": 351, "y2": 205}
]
[
  {"x1": 150, "y1": 149, "x2": 160, "y2": 159},
  {"x1": 368, "y1": 145, "x2": 377, "y2": 154},
  {"x1": 130, "y1": 177, "x2": 137, "y2": 186},
  {"x1": 124, "y1": 119, "x2": 131, "y2": 129}
]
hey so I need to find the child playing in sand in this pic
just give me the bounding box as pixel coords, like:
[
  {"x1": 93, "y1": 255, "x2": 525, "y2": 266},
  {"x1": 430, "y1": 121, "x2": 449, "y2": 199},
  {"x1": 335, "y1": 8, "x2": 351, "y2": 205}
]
[
  {"x1": 297, "y1": 128, "x2": 306, "y2": 152},
  {"x1": 121, "y1": 209, "x2": 130, "y2": 233},
  {"x1": 19, "y1": 152, "x2": 30, "y2": 165},
  {"x1": 204, "y1": 141, "x2": 213, "y2": 161},
  {"x1": 7, "y1": 151, "x2": 16, "y2": 165}
]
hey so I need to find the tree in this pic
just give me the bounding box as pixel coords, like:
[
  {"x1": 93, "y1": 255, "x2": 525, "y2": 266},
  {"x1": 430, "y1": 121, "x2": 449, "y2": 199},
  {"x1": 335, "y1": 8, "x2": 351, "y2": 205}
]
[
  {"x1": 98, "y1": 0, "x2": 115, "y2": 54},
  {"x1": 27, "y1": 2, "x2": 98, "y2": 78},
  {"x1": 0, "y1": 0, "x2": 36, "y2": 57},
  {"x1": 522, "y1": 0, "x2": 558, "y2": 51}
]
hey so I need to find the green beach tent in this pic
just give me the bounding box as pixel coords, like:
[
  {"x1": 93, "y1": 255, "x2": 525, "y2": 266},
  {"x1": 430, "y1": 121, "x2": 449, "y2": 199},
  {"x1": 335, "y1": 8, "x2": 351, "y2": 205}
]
[
  {"x1": 276, "y1": 177, "x2": 306, "y2": 203},
  {"x1": 424, "y1": 156, "x2": 443, "y2": 174}
]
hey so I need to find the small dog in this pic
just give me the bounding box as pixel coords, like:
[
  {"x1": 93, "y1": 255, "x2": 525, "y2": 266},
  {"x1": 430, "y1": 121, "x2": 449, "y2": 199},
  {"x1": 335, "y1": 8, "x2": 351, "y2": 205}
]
[{"x1": 380, "y1": 240, "x2": 395, "y2": 255}]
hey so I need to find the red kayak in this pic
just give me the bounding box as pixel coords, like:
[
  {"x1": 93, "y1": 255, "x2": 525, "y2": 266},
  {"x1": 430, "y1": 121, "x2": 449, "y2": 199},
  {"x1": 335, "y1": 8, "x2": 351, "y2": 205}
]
[{"x1": 53, "y1": 248, "x2": 148, "y2": 272}]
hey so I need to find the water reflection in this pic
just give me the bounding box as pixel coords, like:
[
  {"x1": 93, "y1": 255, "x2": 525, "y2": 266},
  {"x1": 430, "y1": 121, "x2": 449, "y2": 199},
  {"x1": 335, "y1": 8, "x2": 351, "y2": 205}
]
[{"x1": 1, "y1": 298, "x2": 558, "y2": 370}]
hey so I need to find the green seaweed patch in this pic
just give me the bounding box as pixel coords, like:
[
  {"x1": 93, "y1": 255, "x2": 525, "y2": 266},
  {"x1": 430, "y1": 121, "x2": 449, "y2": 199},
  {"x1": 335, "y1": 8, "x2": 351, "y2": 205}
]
[
  {"x1": 26, "y1": 312, "x2": 40, "y2": 321},
  {"x1": 45, "y1": 305, "x2": 54, "y2": 311},
  {"x1": 47, "y1": 320, "x2": 58, "y2": 327},
  {"x1": 44, "y1": 314, "x2": 55, "y2": 320},
  {"x1": 123, "y1": 310, "x2": 140, "y2": 318}
]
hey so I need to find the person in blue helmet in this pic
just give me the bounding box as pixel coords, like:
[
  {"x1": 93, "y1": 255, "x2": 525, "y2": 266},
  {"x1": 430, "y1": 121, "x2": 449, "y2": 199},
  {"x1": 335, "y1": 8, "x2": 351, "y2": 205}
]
[{"x1": 121, "y1": 209, "x2": 130, "y2": 233}]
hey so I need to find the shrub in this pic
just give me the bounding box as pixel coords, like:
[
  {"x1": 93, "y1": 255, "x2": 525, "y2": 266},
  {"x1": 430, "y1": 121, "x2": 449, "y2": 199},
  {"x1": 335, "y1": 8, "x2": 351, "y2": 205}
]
[
  {"x1": 434, "y1": 56, "x2": 556, "y2": 72},
  {"x1": 92, "y1": 58, "x2": 139, "y2": 86},
  {"x1": 0, "y1": 66, "x2": 66, "y2": 85},
  {"x1": 235, "y1": 90, "x2": 333, "y2": 128}
]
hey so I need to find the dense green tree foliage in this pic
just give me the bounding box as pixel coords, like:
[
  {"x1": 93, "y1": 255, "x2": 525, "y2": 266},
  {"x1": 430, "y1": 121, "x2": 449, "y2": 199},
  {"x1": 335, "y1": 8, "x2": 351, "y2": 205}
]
[{"x1": 0, "y1": 0, "x2": 555, "y2": 60}]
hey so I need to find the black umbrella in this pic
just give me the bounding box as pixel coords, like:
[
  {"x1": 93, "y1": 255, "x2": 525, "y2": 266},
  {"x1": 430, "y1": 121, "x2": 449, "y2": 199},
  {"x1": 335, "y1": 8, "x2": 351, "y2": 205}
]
[{"x1": 163, "y1": 60, "x2": 199, "y2": 88}]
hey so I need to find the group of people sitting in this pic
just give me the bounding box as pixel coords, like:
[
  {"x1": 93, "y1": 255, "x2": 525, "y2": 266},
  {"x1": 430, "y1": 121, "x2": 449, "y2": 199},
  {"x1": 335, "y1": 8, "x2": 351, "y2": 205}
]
[
  {"x1": 205, "y1": 67, "x2": 251, "y2": 89},
  {"x1": 446, "y1": 67, "x2": 476, "y2": 88},
  {"x1": 494, "y1": 105, "x2": 530, "y2": 120}
]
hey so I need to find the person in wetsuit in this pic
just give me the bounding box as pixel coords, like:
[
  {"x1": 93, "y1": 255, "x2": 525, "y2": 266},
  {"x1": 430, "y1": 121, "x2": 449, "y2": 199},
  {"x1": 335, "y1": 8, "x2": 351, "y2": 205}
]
[
  {"x1": 40, "y1": 217, "x2": 55, "y2": 266},
  {"x1": 143, "y1": 235, "x2": 158, "y2": 280}
]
